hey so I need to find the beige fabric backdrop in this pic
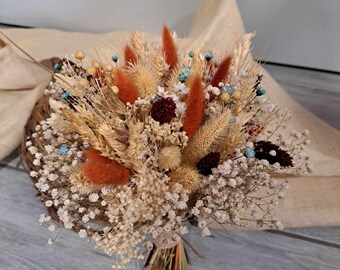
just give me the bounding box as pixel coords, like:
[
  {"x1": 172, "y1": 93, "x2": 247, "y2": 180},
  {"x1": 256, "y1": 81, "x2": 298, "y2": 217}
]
[
  {"x1": 0, "y1": 45, "x2": 51, "y2": 158},
  {"x1": 0, "y1": 0, "x2": 339, "y2": 227}
]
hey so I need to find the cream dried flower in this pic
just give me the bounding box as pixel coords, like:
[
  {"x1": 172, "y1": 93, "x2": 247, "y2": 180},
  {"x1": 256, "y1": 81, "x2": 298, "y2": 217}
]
[
  {"x1": 169, "y1": 166, "x2": 201, "y2": 193},
  {"x1": 158, "y1": 146, "x2": 181, "y2": 170}
]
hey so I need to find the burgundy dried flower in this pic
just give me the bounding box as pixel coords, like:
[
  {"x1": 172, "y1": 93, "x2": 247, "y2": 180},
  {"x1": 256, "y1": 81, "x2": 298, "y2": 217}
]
[
  {"x1": 151, "y1": 97, "x2": 176, "y2": 124},
  {"x1": 254, "y1": 141, "x2": 293, "y2": 167},
  {"x1": 245, "y1": 120, "x2": 264, "y2": 137},
  {"x1": 196, "y1": 152, "x2": 221, "y2": 176}
]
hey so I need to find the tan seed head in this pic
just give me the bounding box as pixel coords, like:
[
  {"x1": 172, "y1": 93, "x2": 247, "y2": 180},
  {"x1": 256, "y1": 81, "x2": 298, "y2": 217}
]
[{"x1": 75, "y1": 50, "x2": 85, "y2": 60}]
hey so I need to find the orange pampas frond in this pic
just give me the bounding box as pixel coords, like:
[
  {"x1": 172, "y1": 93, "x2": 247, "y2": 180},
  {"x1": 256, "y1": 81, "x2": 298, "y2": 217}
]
[
  {"x1": 82, "y1": 149, "x2": 130, "y2": 185},
  {"x1": 85, "y1": 149, "x2": 110, "y2": 164},
  {"x1": 210, "y1": 55, "x2": 232, "y2": 87},
  {"x1": 114, "y1": 69, "x2": 138, "y2": 104},
  {"x1": 162, "y1": 26, "x2": 178, "y2": 70},
  {"x1": 183, "y1": 76, "x2": 204, "y2": 138},
  {"x1": 124, "y1": 45, "x2": 137, "y2": 66}
]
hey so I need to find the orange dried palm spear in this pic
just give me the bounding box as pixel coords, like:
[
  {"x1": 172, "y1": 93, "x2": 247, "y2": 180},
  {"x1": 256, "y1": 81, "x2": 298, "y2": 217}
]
[
  {"x1": 82, "y1": 149, "x2": 130, "y2": 185},
  {"x1": 210, "y1": 55, "x2": 232, "y2": 87},
  {"x1": 162, "y1": 26, "x2": 178, "y2": 69},
  {"x1": 114, "y1": 69, "x2": 138, "y2": 104},
  {"x1": 183, "y1": 76, "x2": 204, "y2": 138},
  {"x1": 124, "y1": 44, "x2": 137, "y2": 66}
]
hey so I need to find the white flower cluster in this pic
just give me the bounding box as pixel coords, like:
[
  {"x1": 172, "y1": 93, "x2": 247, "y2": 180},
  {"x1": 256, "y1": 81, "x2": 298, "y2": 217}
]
[{"x1": 192, "y1": 156, "x2": 288, "y2": 230}]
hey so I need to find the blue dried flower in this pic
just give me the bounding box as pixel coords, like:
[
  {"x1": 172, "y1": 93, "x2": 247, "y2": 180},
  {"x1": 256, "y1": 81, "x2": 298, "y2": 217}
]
[
  {"x1": 205, "y1": 52, "x2": 214, "y2": 61},
  {"x1": 221, "y1": 85, "x2": 235, "y2": 94},
  {"x1": 111, "y1": 55, "x2": 118, "y2": 63},
  {"x1": 245, "y1": 147, "x2": 255, "y2": 158},
  {"x1": 61, "y1": 92, "x2": 70, "y2": 100},
  {"x1": 178, "y1": 73, "x2": 188, "y2": 83},
  {"x1": 59, "y1": 144, "x2": 69, "y2": 155},
  {"x1": 256, "y1": 86, "x2": 266, "y2": 96}
]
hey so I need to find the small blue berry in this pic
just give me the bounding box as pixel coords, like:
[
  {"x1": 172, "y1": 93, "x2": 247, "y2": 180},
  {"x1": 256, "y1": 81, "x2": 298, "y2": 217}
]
[
  {"x1": 256, "y1": 86, "x2": 266, "y2": 96},
  {"x1": 207, "y1": 75, "x2": 211, "y2": 82},
  {"x1": 181, "y1": 65, "x2": 192, "y2": 76},
  {"x1": 188, "y1": 51, "x2": 194, "y2": 58},
  {"x1": 111, "y1": 55, "x2": 118, "y2": 63},
  {"x1": 245, "y1": 147, "x2": 256, "y2": 158},
  {"x1": 205, "y1": 52, "x2": 214, "y2": 61},
  {"x1": 53, "y1": 63, "x2": 60, "y2": 71},
  {"x1": 178, "y1": 73, "x2": 188, "y2": 83},
  {"x1": 59, "y1": 144, "x2": 69, "y2": 155},
  {"x1": 221, "y1": 85, "x2": 235, "y2": 94},
  {"x1": 61, "y1": 92, "x2": 70, "y2": 100},
  {"x1": 228, "y1": 101, "x2": 235, "y2": 108}
]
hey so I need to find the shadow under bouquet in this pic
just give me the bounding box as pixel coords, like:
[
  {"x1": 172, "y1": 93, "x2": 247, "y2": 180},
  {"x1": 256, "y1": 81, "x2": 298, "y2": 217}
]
[{"x1": 24, "y1": 26, "x2": 311, "y2": 269}]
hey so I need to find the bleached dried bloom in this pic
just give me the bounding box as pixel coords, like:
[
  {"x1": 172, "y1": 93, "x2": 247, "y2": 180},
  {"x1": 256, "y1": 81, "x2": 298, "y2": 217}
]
[
  {"x1": 201, "y1": 227, "x2": 211, "y2": 237},
  {"x1": 158, "y1": 146, "x2": 181, "y2": 170},
  {"x1": 30, "y1": 171, "x2": 38, "y2": 178},
  {"x1": 33, "y1": 159, "x2": 41, "y2": 166},
  {"x1": 89, "y1": 193, "x2": 99, "y2": 202},
  {"x1": 79, "y1": 229, "x2": 88, "y2": 238},
  {"x1": 26, "y1": 140, "x2": 32, "y2": 147},
  {"x1": 198, "y1": 220, "x2": 207, "y2": 229},
  {"x1": 48, "y1": 225, "x2": 56, "y2": 232},
  {"x1": 228, "y1": 178, "x2": 237, "y2": 187},
  {"x1": 82, "y1": 215, "x2": 90, "y2": 223},
  {"x1": 48, "y1": 174, "x2": 59, "y2": 181},
  {"x1": 45, "y1": 200, "x2": 53, "y2": 207}
]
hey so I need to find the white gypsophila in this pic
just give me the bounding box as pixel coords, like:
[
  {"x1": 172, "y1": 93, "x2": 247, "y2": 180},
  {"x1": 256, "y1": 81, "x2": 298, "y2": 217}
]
[
  {"x1": 192, "y1": 157, "x2": 289, "y2": 232},
  {"x1": 88, "y1": 193, "x2": 99, "y2": 202},
  {"x1": 201, "y1": 227, "x2": 211, "y2": 237},
  {"x1": 206, "y1": 84, "x2": 220, "y2": 96},
  {"x1": 45, "y1": 200, "x2": 53, "y2": 207},
  {"x1": 79, "y1": 229, "x2": 87, "y2": 238},
  {"x1": 30, "y1": 171, "x2": 38, "y2": 178},
  {"x1": 48, "y1": 225, "x2": 56, "y2": 232},
  {"x1": 26, "y1": 141, "x2": 32, "y2": 147},
  {"x1": 173, "y1": 82, "x2": 189, "y2": 95}
]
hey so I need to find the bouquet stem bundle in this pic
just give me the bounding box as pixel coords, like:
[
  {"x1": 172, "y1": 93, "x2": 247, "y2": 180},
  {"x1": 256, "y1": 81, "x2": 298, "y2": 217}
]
[{"x1": 145, "y1": 241, "x2": 188, "y2": 270}]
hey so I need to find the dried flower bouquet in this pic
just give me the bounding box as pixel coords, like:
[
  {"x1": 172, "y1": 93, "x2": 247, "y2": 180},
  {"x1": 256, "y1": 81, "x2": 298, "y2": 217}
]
[{"x1": 24, "y1": 26, "x2": 312, "y2": 269}]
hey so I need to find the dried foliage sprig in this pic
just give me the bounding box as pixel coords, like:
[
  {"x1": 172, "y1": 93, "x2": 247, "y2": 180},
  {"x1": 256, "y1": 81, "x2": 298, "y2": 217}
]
[{"x1": 182, "y1": 110, "x2": 231, "y2": 165}]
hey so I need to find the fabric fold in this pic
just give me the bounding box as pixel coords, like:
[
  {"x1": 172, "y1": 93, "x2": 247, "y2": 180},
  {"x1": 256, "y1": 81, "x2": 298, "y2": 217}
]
[{"x1": 0, "y1": 45, "x2": 51, "y2": 158}]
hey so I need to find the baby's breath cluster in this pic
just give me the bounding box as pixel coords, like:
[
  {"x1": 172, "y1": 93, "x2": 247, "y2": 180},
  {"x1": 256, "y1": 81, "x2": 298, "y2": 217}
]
[{"x1": 26, "y1": 27, "x2": 311, "y2": 269}]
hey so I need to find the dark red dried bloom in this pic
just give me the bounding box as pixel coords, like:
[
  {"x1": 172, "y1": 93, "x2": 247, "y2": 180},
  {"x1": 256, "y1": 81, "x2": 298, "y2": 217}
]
[
  {"x1": 254, "y1": 140, "x2": 293, "y2": 167},
  {"x1": 245, "y1": 121, "x2": 264, "y2": 137},
  {"x1": 151, "y1": 97, "x2": 176, "y2": 124},
  {"x1": 196, "y1": 152, "x2": 221, "y2": 176}
]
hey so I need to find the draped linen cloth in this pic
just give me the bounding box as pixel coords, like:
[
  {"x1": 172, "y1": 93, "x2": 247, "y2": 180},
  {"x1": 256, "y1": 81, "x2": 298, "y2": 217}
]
[{"x1": 0, "y1": 0, "x2": 339, "y2": 227}]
